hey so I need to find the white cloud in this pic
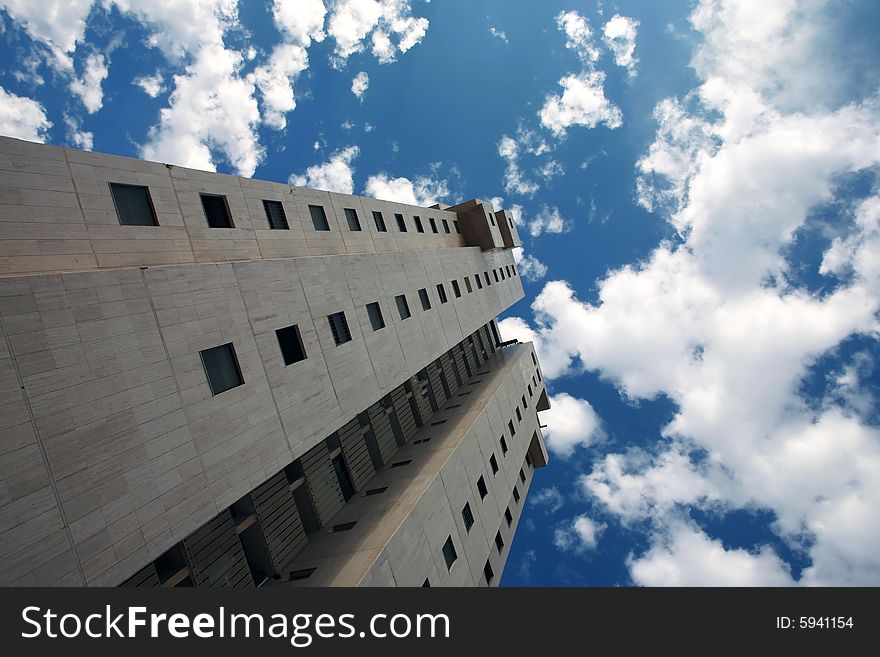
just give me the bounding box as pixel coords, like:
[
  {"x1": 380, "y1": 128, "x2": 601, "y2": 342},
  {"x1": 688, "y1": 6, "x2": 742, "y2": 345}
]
[
  {"x1": 516, "y1": 253, "x2": 548, "y2": 282},
  {"x1": 527, "y1": 206, "x2": 569, "y2": 237},
  {"x1": 250, "y1": 42, "x2": 310, "y2": 130},
  {"x1": 556, "y1": 10, "x2": 599, "y2": 64},
  {"x1": 290, "y1": 145, "x2": 360, "y2": 194},
  {"x1": 539, "y1": 70, "x2": 622, "y2": 136},
  {"x1": 133, "y1": 71, "x2": 165, "y2": 98},
  {"x1": 540, "y1": 392, "x2": 604, "y2": 458},
  {"x1": 271, "y1": 0, "x2": 326, "y2": 45},
  {"x1": 0, "y1": 0, "x2": 93, "y2": 68},
  {"x1": 488, "y1": 26, "x2": 507, "y2": 44},
  {"x1": 498, "y1": 135, "x2": 539, "y2": 197},
  {"x1": 64, "y1": 114, "x2": 93, "y2": 150},
  {"x1": 602, "y1": 14, "x2": 639, "y2": 76},
  {"x1": 509, "y1": 0, "x2": 880, "y2": 585},
  {"x1": 351, "y1": 71, "x2": 369, "y2": 99},
  {"x1": 363, "y1": 172, "x2": 449, "y2": 207},
  {"x1": 0, "y1": 86, "x2": 51, "y2": 142},
  {"x1": 554, "y1": 514, "x2": 606, "y2": 552},
  {"x1": 326, "y1": 0, "x2": 429, "y2": 67},
  {"x1": 70, "y1": 52, "x2": 108, "y2": 113},
  {"x1": 536, "y1": 159, "x2": 564, "y2": 181},
  {"x1": 530, "y1": 486, "x2": 564, "y2": 514}
]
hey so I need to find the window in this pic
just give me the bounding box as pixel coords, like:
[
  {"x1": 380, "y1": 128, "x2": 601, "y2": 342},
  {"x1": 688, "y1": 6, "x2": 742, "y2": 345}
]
[
  {"x1": 442, "y1": 536, "x2": 458, "y2": 570},
  {"x1": 537, "y1": 370, "x2": 542, "y2": 381},
  {"x1": 513, "y1": 485, "x2": 520, "y2": 503},
  {"x1": 201, "y1": 193, "x2": 233, "y2": 228},
  {"x1": 509, "y1": 216, "x2": 514, "y2": 228},
  {"x1": 451, "y1": 280, "x2": 461, "y2": 298},
  {"x1": 308, "y1": 204, "x2": 330, "y2": 231},
  {"x1": 276, "y1": 325, "x2": 306, "y2": 365},
  {"x1": 489, "y1": 212, "x2": 496, "y2": 226},
  {"x1": 484, "y1": 560, "x2": 494, "y2": 585},
  {"x1": 413, "y1": 215, "x2": 424, "y2": 232},
  {"x1": 500, "y1": 436, "x2": 508, "y2": 455},
  {"x1": 263, "y1": 199, "x2": 288, "y2": 229},
  {"x1": 516, "y1": 407, "x2": 522, "y2": 423},
  {"x1": 394, "y1": 213, "x2": 407, "y2": 232},
  {"x1": 332, "y1": 454, "x2": 355, "y2": 501},
  {"x1": 428, "y1": 217, "x2": 438, "y2": 233},
  {"x1": 489, "y1": 453, "x2": 498, "y2": 475},
  {"x1": 328, "y1": 312, "x2": 352, "y2": 345},
  {"x1": 500, "y1": 268, "x2": 506, "y2": 280},
  {"x1": 395, "y1": 294, "x2": 411, "y2": 320},
  {"x1": 418, "y1": 288, "x2": 431, "y2": 311},
  {"x1": 477, "y1": 475, "x2": 488, "y2": 500},
  {"x1": 525, "y1": 453, "x2": 533, "y2": 468},
  {"x1": 522, "y1": 394, "x2": 527, "y2": 409},
  {"x1": 509, "y1": 420, "x2": 516, "y2": 436},
  {"x1": 520, "y1": 467, "x2": 526, "y2": 483},
  {"x1": 461, "y1": 502, "x2": 474, "y2": 533},
  {"x1": 485, "y1": 272, "x2": 491, "y2": 286},
  {"x1": 528, "y1": 383, "x2": 533, "y2": 397},
  {"x1": 422, "y1": 579, "x2": 431, "y2": 587},
  {"x1": 110, "y1": 183, "x2": 157, "y2": 226},
  {"x1": 372, "y1": 210, "x2": 387, "y2": 232},
  {"x1": 475, "y1": 274, "x2": 483, "y2": 290},
  {"x1": 464, "y1": 277, "x2": 473, "y2": 294},
  {"x1": 437, "y1": 283, "x2": 448, "y2": 304},
  {"x1": 532, "y1": 352, "x2": 538, "y2": 365},
  {"x1": 344, "y1": 208, "x2": 362, "y2": 231},
  {"x1": 505, "y1": 508, "x2": 513, "y2": 527},
  {"x1": 453, "y1": 220, "x2": 460, "y2": 234},
  {"x1": 442, "y1": 219, "x2": 450, "y2": 233},
  {"x1": 200, "y1": 343, "x2": 243, "y2": 395},
  {"x1": 495, "y1": 531, "x2": 504, "y2": 554},
  {"x1": 493, "y1": 270, "x2": 500, "y2": 283},
  {"x1": 366, "y1": 302, "x2": 385, "y2": 331}
]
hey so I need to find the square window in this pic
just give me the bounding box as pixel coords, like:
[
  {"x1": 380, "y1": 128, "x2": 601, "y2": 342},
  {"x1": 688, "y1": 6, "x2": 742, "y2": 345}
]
[
  {"x1": 201, "y1": 194, "x2": 233, "y2": 228},
  {"x1": 372, "y1": 211, "x2": 387, "y2": 232},
  {"x1": 276, "y1": 325, "x2": 306, "y2": 365},
  {"x1": 500, "y1": 436, "x2": 508, "y2": 455},
  {"x1": 475, "y1": 274, "x2": 483, "y2": 290},
  {"x1": 464, "y1": 277, "x2": 473, "y2": 293},
  {"x1": 495, "y1": 531, "x2": 504, "y2": 554},
  {"x1": 394, "y1": 213, "x2": 407, "y2": 232},
  {"x1": 437, "y1": 283, "x2": 448, "y2": 304},
  {"x1": 414, "y1": 215, "x2": 424, "y2": 232},
  {"x1": 309, "y1": 204, "x2": 330, "y2": 231},
  {"x1": 442, "y1": 536, "x2": 458, "y2": 570},
  {"x1": 484, "y1": 560, "x2": 494, "y2": 585},
  {"x1": 110, "y1": 183, "x2": 157, "y2": 226},
  {"x1": 451, "y1": 280, "x2": 461, "y2": 298},
  {"x1": 263, "y1": 199, "x2": 289, "y2": 229},
  {"x1": 509, "y1": 419, "x2": 516, "y2": 436},
  {"x1": 505, "y1": 508, "x2": 513, "y2": 527},
  {"x1": 453, "y1": 220, "x2": 461, "y2": 234},
  {"x1": 477, "y1": 475, "x2": 488, "y2": 500},
  {"x1": 395, "y1": 294, "x2": 411, "y2": 320},
  {"x1": 366, "y1": 302, "x2": 385, "y2": 331},
  {"x1": 418, "y1": 288, "x2": 431, "y2": 311},
  {"x1": 200, "y1": 343, "x2": 243, "y2": 395},
  {"x1": 429, "y1": 217, "x2": 438, "y2": 233},
  {"x1": 442, "y1": 219, "x2": 450, "y2": 233},
  {"x1": 461, "y1": 502, "x2": 474, "y2": 532},
  {"x1": 328, "y1": 312, "x2": 352, "y2": 345},
  {"x1": 490, "y1": 453, "x2": 498, "y2": 475},
  {"x1": 344, "y1": 208, "x2": 362, "y2": 231},
  {"x1": 513, "y1": 485, "x2": 520, "y2": 503}
]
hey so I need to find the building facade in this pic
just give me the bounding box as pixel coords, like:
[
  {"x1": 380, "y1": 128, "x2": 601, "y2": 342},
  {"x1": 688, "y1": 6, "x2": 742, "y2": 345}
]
[{"x1": 0, "y1": 136, "x2": 550, "y2": 587}]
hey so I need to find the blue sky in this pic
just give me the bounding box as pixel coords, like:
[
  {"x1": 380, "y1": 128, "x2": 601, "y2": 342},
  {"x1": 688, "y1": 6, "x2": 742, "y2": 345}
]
[{"x1": 1, "y1": 0, "x2": 879, "y2": 586}]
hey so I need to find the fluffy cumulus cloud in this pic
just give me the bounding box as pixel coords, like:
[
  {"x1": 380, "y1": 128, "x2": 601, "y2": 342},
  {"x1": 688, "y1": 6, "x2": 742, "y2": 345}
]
[
  {"x1": 602, "y1": 14, "x2": 639, "y2": 77},
  {"x1": 530, "y1": 486, "x2": 565, "y2": 514},
  {"x1": 526, "y1": 205, "x2": 569, "y2": 237},
  {"x1": 364, "y1": 172, "x2": 449, "y2": 207},
  {"x1": 133, "y1": 71, "x2": 165, "y2": 98},
  {"x1": 351, "y1": 71, "x2": 369, "y2": 99},
  {"x1": 64, "y1": 114, "x2": 93, "y2": 150},
  {"x1": 538, "y1": 392, "x2": 604, "y2": 458},
  {"x1": 0, "y1": 0, "x2": 94, "y2": 68},
  {"x1": 516, "y1": 253, "x2": 548, "y2": 282},
  {"x1": 326, "y1": 0, "x2": 429, "y2": 67},
  {"x1": 507, "y1": 0, "x2": 880, "y2": 585},
  {"x1": 0, "y1": 86, "x2": 52, "y2": 141},
  {"x1": 554, "y1": 515, "x2": 606, "y2": 553},
  {"x1": 290, "y1": 145, "x2": 360, "y2": 194},
  {"x1": 69, "y1": 52, "x2": 108, "y2": 113}
]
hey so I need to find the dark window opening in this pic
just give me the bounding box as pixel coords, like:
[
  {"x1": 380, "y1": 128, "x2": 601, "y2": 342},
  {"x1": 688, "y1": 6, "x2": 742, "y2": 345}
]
[
  {"x1": 414, "y1": 215, "x2": 424, "y2": 232},
  {"x1": 422, "y1": 578, "x2": 431, "y2": 587},
  {"x1": 418, "y1": 288, "x2": 431, "y2": 310},
  {"x1": 390, "y1": 460, "x2": 412, "y2": 468},
  {"x1": 493, "y1": 270, "x2": 500, "y2": 283},
  {"x1": 394, "y1": 213, "x2": 407, "y2": 232},
  {"x1": 437, "y1": 283, "x2": 448, "y2": 304},
  {"x1": 344, "y1": 207, "x2": 362, "y2": 231},
  {"x1": 200, "y1": 343, "x2": 243, "y2": 395},
  {"x1": 485, "y1": 272, "x2": 491, "y2": 286},
  {"x1": 520, "y1": 468, "x2": 526, "y2": 483},
  {"x1": 442, "y1": 219, "x2": 450, "y2": 233},
  {"x1": 464, "y1": 277, "x2": 473, "y2": 293},
  {"x1": 490, "y1": 454, "x2": 499, "y2": 475},
  {"x1": 495, "y1": 531, "x2": 504, "y2": 553},
  {"x1": 509, "y1": 420, "x2": 516, "y2": 436},
  {"x1": 513, "y1": 485, "x2": 520, "y2": 503},
  {"x1": 525, "y1": 453, "x2": 533, "y2": 468},
  {"x1": 516, "y1": 407, "x2": 522, "y2": 422},
  {"x1": 365, "y1": 487, "x2": 388, "y2": 496},
  {"x1": 442, "y1": 536, "x2": 457, "y2": 570},
  {"x1": 395, "y1": 294, "x2": 411, "y2": 320},
  {"x1": 373, "y1": 211, "x2": 387, "y2": 232},
  {"x1": 263, "y1": 199, "x2": 289, "y2": 229},
  {"x1": 201, "y1": 193, "x2": 233, "y2": 228},
  {"x1": 451, "y1": 280, "x2": 461, "y2": 298},
  {"x1": 505, "y1": 508, "x2": 513, "y2": 527},
  {"x1": 366, "y1": 302, "x2": 385, "y2": 331},
  {"x1": 500, "y1": 436, "x2": 508, "y2": 455},
  {"x1": 462, "y1": 502, "x2": 474, "y2": 532},
  {"x1": 308, "y1": 204, "x2": 330, "y2": 231},
  {"x1": 332, "y1": 521, "x2": 358, "y2": 532},
  {"x1": 453, "y1": 220, "x2": 460, "y2": 234},
  {"x1": 328, "y1": 312, "x2": 352, "y2": 345},
  {"x1": 484, "y1": 560, "x2": 494, "y2": 585},
  {"x1": 110, "y1": 183, "x2": 157, "y2": 226},
  {"x1": 289, "y1": 567, "x2": 317, "y2": 581},
  {"x1": 477, "y1": 475, "x2": 488, "y2": 499},
  {"x1": 429, "y1": 217, "x2": 438, "y2": 233},
  {"x1": 276, "y1": 324, "x2": 307, "y2": 365},
  {"x1": 475, "y1": 274, "x2": 483, "y2": 289}
]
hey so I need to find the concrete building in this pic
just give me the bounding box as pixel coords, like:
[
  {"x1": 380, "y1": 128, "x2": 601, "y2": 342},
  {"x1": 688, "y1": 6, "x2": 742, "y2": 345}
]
[{"x1": 0, "y1": 136, "x2": 550, "y2": 587}]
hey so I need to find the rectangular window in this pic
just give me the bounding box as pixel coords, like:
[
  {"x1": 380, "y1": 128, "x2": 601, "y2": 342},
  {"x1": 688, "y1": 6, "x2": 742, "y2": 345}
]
[
  {"x1": 490, "y1": 453, "x2": 499, "y2": 475},
  {"x1": 442, "y1": 219, "x2": 450, "y2": 233},
  {"x1": 489, "y1": 212, "x2": 495, "y2": 226},
  {"x1": 509, "y1": 420, "x2": 516, "y2": 436},
  {"x1": 485, "y1": 272, "x2": 491, "y2": 286},
  {"x1": 484, "y1": 560, "x2": 494, "y2": 585},
  {"x1": 436, "y1": 283, "x2": 448, "y2": 304},
  {"x1": 461, "y1": 502, "x2": 474, "y2": 533},
  {"x1": 366, "y1": 302, "x2": 385, "y2": 331},
  {"x1": 522, "y1": 394, "x2": 527, "y2": 409},
  {"x1": 276, "y1": 325, "x2": 306, "y2": 365},
  {"x1": 429, "y1": 217, "x2": 438, "y2": 233},
  {"x1": 451, "y1": 280, "x2": 461, "y2": 298},
  {"x1": 263, "y1": 199, "x2": 289, "y2": 229},
  {"x1": 495, "y1": 531, "x2": 504, "y2": 554},
  {"x1": 394, "y1": 213, "x2": 407, "y2": 232},
  {"x1": 453, "y1": 220, "x2": 461, "y2": 234},
  {"x1": 309, "y1": 204, "x2": 330, "y2": 231},
  {"x1": 372, "y1": 211, "x2": 387, "y2": 232},
  {"x1": 464, "y1": 277, "x2": 473, "y2": 294},
  {"x1": 528, "y1": 383, "x2": 533, "y2": 397},
  {"x1": 513, "y1": 485, "x2": 520, "y2": 503},
  {"x1": 395, "y1": 294, "x2": 411, "y2": 320},
  {"x1": 475, "y1": 274, "x2": 483, "y2": 290},
  {"x1": 418, "y1": 288, "x2": 431, "y2": 311},
  {"x1": 200, "y1": 343, "x2": 243, "y2": 395},
  {"x1": 201, "y1": 193, "x2": 233, "y2": 228},
  {"x1": 328, "y1": 312, "x2": 352, "y2": 345},
  {"x1": 520, "y1": 467, "x2": 526, "y2": 483},
  {"x1": 493, "y1": 269, "x2": 500, "y2": 283},
  {"x1": 500, "y1": 435, "x2": 508, "y2": 455},
  {"x1": 505, "y1": 507, "x2": 513, "y2": 527},
  {"x1": 442, "y1": 536, "x2": 458, "y2": 570},
  {"x1": 516, "y1": 407, "x2": 522, "y2": 422},
  {"x1": 532, "y1": 352, "x2": 538, "y2": 365},
  {"x1": 414, "y1": 215, "x2": 424, "y2": 232},
  {"x1": 526, "y1": 453, "x2": 533, "y2": 468},
  {"x1": 344, "y1": 207, "x2": 362, "y2": 231},
  {"x1": 477, "y1": 475, "x2": 488, "y2": 500},
  {"x1": 110, "y1": 183, "x2": 157, "y2": 226},
  {"x1": 500, "y1": 268, "x2": 506, "y2": 280}
]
